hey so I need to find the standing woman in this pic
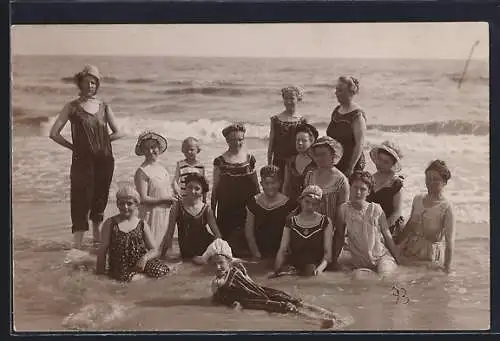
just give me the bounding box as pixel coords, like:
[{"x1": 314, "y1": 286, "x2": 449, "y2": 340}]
[
  {"x1": 49, "y1": 65, "x2": 122, "y2": 249},
  {"x1": 212, "y1": 123, "x2": 260, "y2": 257},
  {"x1": 326, "y1": 76, "x2": 367, "y2": 177},
  {"x1": 134, "y1": 131, "x2": 177, "y2": 246},
  {"x1": 267, "y1": 86, "x2": 307, "y2": 186}
]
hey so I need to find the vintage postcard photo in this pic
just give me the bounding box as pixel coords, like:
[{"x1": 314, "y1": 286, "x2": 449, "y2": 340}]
[{"x1": 11, "y1": 23, "x2": 489, "y2": 332}]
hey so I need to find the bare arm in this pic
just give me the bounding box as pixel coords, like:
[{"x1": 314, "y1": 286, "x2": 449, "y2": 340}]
[
  {"x1": 49, "y1": 103, "x2": 73, "y2": 151},
  {"x1": 316, "y1": 217, "x2": 334, "y2": 274},
  {"x1": 211, "y1": 165, "x2": 220, "y2": 212},
  {"x1": 134, "y1": 168, "x2": 175, "y2": 205},
  {"x1": 267, "y1": 117, "x2": 275, "y2": 165},
  {"x1": 244, "y1": 207, "x2": 261, "y2": 258},
  {"x1": 387, "y1": 188, "x2": 404, "y2": 227},
  {"x1": 206, "y1": 206, "x2": 222, "y2": 238},
  {"x1": 332, "y1": 206, "x2": 346, "y2": 265},
  {"x1": 347, "y1": 114, "x2": 366, "y2": 175},
  {"x1": 337, "y1": 177, "x2": 350, "y2": 207},
  {"x1": 104, "y1": 104, "x2": 123, "y2": 141},
  {"x1": 379, "y1": 211, "x2": 401, "y2": 263},
  {"x1": 95, "y1": 218, "x2": 112, "y2": 274},
  {"x1": 443, "y1": 205, "x2": 456, "y2": 273},
  {"x1": 395, "y1": 196, "x2": 418, "y2": 245},
  {"x1": 274, "y1": 226, "x2": 291, "y2": 271},
  {"x1": 159, "y1": 201, "x2": 179, "y2": 257},
  {"x1": 282, "y1": 162, "x2": 291, "y2": 197},
  {"x1": 171, "y1": 162, "x2": 182, "y2": 197}
]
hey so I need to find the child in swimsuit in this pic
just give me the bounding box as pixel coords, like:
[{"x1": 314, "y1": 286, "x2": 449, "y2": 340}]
[
  {"x1": 161, "y1": 173, "x2": 222, "y2": 262},
  {"x1": 196, "y1": 239, "x2": 349, "y2": 330},
  {"x1": 172, "y1": 137, "x2": 206, "y2": 201},
  {"x1": 96, "y1": 185, "x2": 172, "y2": 282}
]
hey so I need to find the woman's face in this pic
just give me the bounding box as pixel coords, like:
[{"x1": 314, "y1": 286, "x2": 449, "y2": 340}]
[
  {"x1": 142, "y1": 139, "x2": 161, "y2": 162},
  {"x1": 79, "y1": 75, "x2": 99, "y2": 97},
  {"x1": 296, "y1": 132, "x2": 313, "y2": 154},
  {"x1": 334, "y1": 81, "x2": 353, "y2": 104},
  {"x1": 117, "y1": 197, "x2": 138, "y2": 219},
  {"x1": 313, "y1": 146, "x2": 336, "y2": 168},
  {"x1": 185, "y1": 180, "x2": 204, "y2": 200},
  {"x1": 212, "y1": 255, "x2": 231, "y2": 277},
  {"x1": 261, "y1": 176, "x2": 281, "y2": 197},
  {"x1": 226, "y1": 131, "x2": 245, "y2": 151},
  {"x1": 375, "y1": 151, "x2": 396, "y2": 172},
  {"x1": 350, "y1": 180, "x2": 370, "y2": 203},
  {"x1": 425, "y1": 169, "x2": 446, "y2": 195},
  {"x1": 299, "y1": 196, "x2": 320, "y2": 214},
  {"x1": 282, "y1": 92, "x2": 299, "y2": 111}
]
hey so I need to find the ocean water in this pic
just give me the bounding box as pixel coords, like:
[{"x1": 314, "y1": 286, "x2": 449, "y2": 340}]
[{"x1": 11, "y1": 55, "x2": 490, "y2": 331}]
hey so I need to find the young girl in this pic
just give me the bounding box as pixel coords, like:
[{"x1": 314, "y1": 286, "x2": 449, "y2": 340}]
[
  {"x1": 367, "y1": 141, "x2": 405, "y2": 239},
  {"x1": 49, "y1": 64, "x2": 123, "y2": 249},
  {"x1": 198, "y1": 239, "x2": 349, "y2": 330},
  {"x1": 333, "y1": 171, "x2": 400, "y2": 277},
  {"x1": 161, "y1": 173, "x2": 222, "y2": 262},
  {"x1": 396, "y1": 160, "x2": 455, "y2": 274},
  {"x1": 274, "y1": 185, "x2": 334, "y2": 277},
  {"x1": 267, "y1": 86, "x2": 307, "y2": 186},
  {"x1": 282, "y1": 123, "x2": 318, "y2": 204},
  {"x1": 172, "y1": 137, "x2": 206, "y2": 201},
  {"x1": 212, "y1": 123, "x2": 260, "y2": 257},
  {"x1": 245, "y1": 165, "x2": 297, "y2": 261},
  {"x1": 134, "y1": 131, "x2": 177, "y2": 246},
  {"x1": 96, "y1": 185, "x2": 171, "y2": 282}
]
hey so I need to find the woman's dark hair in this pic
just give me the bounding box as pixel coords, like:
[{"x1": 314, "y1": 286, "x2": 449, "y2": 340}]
[
  {"x1": 425, "y1": 160, "x2": 451, "y2": 183},
  {"x1": 348, "y1": 171, "x2": 374, "y2": 192},
  {"x1": 260, "y1": 165, "x2": 281, "y2": 180},
  {"x1": 295, "y1": 123, "x2": 319, "y2": 142},
  {"x1": 378, "y1": 149, "x2": 397, "y2": 165},
  {"x1": 222, "y1": 123, "x2": 246, "y2": 138},
  {"x1": 184, "y1": 173, "x2": 210, "y2": 193}
]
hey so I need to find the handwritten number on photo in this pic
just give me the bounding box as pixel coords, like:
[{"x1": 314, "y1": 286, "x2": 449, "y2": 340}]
[{"x1": 392, "y1": 285, "x2": 409, "y2": 304}]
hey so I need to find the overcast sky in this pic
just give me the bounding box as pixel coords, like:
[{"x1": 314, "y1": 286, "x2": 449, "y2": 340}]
[{"x1": 11, "y1": 23, "x2": 488, "y2": 60}]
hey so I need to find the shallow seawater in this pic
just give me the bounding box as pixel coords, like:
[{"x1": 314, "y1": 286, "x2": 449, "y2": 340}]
[{"x1": 13, "y1": 231, "x2": 490, "y2": 332}]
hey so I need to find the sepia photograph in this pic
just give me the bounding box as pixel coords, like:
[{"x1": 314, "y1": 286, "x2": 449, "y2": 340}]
[{"x1": 11, "y1": 22, "x2": 490, "y2": 332}]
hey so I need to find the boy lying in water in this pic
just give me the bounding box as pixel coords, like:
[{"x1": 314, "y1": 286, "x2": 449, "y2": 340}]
[{"x1": 194, "y1": 239, "x2": 351, "y2": 329}]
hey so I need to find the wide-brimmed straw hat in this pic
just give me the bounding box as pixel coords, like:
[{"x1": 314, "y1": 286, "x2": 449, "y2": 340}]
[
  {"x1": 135, "y1": 131, "x2": 168, "y2": 156},
  {"x1": 311, "y1": 136, "x2": 344, "y2": 165},
  {"x1": 73, "y1": 64, "x2": 101, "y2": 85},
  {"x1": 369, "y1": 141, "x2": 403, "y2": 172}
]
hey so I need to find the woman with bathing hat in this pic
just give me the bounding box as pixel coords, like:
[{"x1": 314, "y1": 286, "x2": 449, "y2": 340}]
[
  {"x1": 326, "y1": 76, "x2": 367, "y2": 177},
  {"x1": 134, "y1": 131, "x2": 177, "y2": 246},
  {"x1": 49, "y1": 64, "x2": 123, "y2": 249},
  {"x1": 367, "y1": 140, "x2": 405, "y2": 240}
]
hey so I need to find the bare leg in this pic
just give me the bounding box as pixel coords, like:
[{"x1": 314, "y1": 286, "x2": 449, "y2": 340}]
[
  {"x1": 73, "y1": 231, "x2": 85, "y2": 249},
  {"x1": 91, "y1": 221, "x2": 101, "y2": 244}
]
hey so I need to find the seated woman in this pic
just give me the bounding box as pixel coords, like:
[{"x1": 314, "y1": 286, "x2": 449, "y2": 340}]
[
  {"x1": 333, "y1": 171, "x2": 400, "y2": 277},
  {"x1": 367, "y1": 141, "x2": 405, "y2": 239},
  {"x1": 96, "y1": 185, "x2": 172, "y2": 282},
  {"x1": 274, "y1": 185, "x2": 333, "y2": 277},
  {"x1": 161, "y1": 173, "x2": 222, "y2": 262},
  {"x1": 197, "y1": 239, "x2": 349, "y2": 330},
  {"x1": 245, "y1": 165, "x2": 297, "y2": 261},
  {"x1": 395, "y1": 160, "x2": 455, "y2": 274}
]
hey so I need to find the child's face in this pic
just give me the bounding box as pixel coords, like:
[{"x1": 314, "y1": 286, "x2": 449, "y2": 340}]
[
  {"x1": 211, "y1": 255, "x2": 231, "y2": 277},
  {"x1": 142, "y1": 139, "x2": 161, "y2": 162},
  {"x1": 185, "y1": 180, "x2": 204, "y2": 200},
  {"x1": 117, "y1": 197, "x2": 138, "y2": 218},
  {"x1": 226, "y1": 131, "x2": 245, "y2": 150},
  {"x1": 313, "y1": 146, "x2": 335, "y2": 168},
  {"x1": 299, "y1": 196, "x2": 320, "y2": 214},
  {"x1": 183, "y1": 142, "x2": 199, "y2": 161},
  {"x1": 261, "y1": 176, "x2": 281, "y2": 197},
  {"x1": 350, "y1": 180, "x2": 370, "y2": 203},
  {"x1": 296, "y1": 132, "x2": 313, "y2": 154}
]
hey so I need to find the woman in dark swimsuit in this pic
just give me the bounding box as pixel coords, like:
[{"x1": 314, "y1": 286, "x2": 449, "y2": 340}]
[
  {"x1": 367, "y1": 141, "x2": 405, "y2": 239},
  {"x1": 326, "y1": 76, "x2": 367, "y2": 177},
  {"x1": 49, "y1": 65, "x2": 123, "y2": 249}
]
